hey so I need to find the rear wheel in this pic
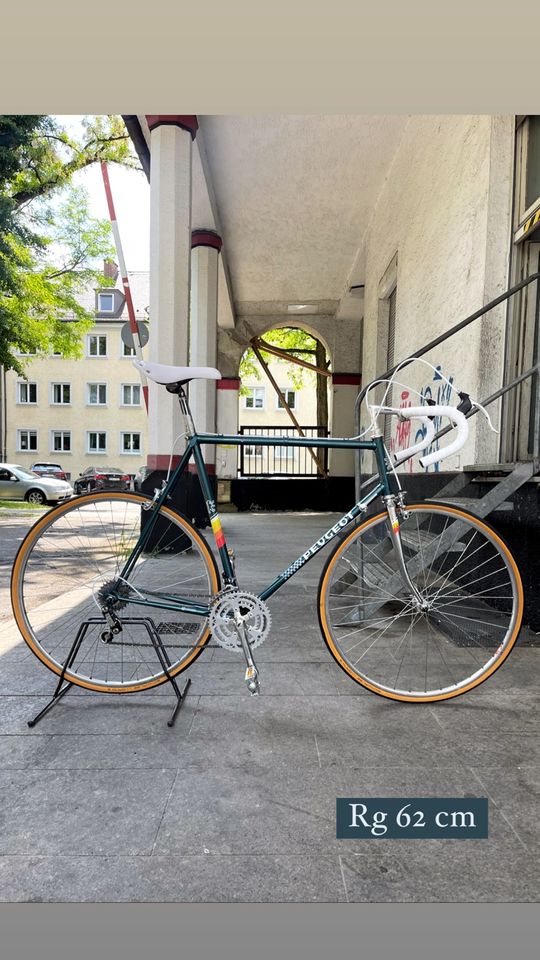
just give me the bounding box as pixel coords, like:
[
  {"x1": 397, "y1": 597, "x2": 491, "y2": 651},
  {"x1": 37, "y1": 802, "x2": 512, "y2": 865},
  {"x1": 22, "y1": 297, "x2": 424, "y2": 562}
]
[
  {"x1": 318, "y1": 503, "x2": 523, "y2": 702},
  {"x1": 11, "y1": 492, "x2": 220, "y2": 693}
]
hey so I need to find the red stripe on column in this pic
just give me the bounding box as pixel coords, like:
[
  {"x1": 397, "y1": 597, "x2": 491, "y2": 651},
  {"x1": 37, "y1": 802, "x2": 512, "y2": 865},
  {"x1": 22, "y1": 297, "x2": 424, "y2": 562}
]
[
  {"x1": 191, "y1": 230, "x2": 222, "y2": 252},
  {"x1": 217, "y1": 378, "x2": 241, "y2": 390},
  {"x1": 188, "y1": 463, "x2": 216, "y2": 475},
  {"x1": 146, "y1": 115, "x2": 198, "y2": 138},
  {"x1": 332, "y1": 373, "x2": 362, "y2": 385},
  {"x1": 147, "y1": 454, "x2": 182, "y2": 470}
]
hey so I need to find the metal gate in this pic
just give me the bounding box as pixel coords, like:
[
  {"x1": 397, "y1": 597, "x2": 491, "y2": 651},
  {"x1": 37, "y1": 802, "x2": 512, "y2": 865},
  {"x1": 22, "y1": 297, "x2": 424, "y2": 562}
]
[{"x1": 238, "y1": 426, "x2": 329, "y2": 477}]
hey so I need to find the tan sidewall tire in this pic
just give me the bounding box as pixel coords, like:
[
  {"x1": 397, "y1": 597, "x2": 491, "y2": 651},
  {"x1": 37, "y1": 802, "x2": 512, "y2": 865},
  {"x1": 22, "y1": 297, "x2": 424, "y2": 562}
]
[
  {"x1": 318, "y1": 503, "x2": 524, "y2": 703},
  {"x1": 11, "y1": 492, "x2": 220, "y2": 694}
]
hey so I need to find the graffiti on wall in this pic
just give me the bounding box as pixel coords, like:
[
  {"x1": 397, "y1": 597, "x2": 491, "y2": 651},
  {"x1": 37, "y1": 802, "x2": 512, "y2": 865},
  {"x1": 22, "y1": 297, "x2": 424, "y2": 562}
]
[
  {"x1": 388, "y1": 389, "x2": 414, "y2": 473},
  {"x1": 390, "y1": 366, "x2": 455, "y2": 472}
]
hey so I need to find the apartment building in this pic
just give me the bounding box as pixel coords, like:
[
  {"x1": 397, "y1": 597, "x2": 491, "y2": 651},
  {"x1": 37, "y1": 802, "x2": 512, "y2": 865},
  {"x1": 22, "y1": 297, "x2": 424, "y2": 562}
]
[{"x1": 4, "y1": 271, "x2": 149, "y2": 480}]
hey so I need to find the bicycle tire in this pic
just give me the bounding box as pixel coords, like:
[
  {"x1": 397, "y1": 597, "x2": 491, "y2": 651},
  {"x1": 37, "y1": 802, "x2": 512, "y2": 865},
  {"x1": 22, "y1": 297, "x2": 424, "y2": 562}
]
[
  {"x1": 11, "y1": 492, "x2": 220, "y2": 694},
  {"x1": 317, "y1": 502, "x2": 523, "y2": 702}
]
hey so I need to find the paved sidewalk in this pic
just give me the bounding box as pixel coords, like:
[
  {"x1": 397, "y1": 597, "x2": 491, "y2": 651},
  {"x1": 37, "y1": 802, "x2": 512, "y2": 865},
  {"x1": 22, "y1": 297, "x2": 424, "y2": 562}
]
[{"x1": 0, "y1": 512, "x2": 538, "y2": 902}]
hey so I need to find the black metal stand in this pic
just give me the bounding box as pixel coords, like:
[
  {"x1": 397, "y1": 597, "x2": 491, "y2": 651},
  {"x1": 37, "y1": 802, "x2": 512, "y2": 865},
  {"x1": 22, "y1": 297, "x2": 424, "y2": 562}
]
[{"x1": 27, "y1": 617, "x2": 192, "y2": 729}]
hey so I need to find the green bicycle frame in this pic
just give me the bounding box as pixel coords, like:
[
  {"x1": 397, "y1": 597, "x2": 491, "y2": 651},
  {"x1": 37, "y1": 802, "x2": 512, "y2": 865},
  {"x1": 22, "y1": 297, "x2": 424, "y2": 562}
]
[{"x1": 118, "y1": 431, "x2": 392, "y2": 616}]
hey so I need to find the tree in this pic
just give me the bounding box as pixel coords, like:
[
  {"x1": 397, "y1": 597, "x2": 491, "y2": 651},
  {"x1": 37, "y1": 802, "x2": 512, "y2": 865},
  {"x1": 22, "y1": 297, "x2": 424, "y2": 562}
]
[
  {"x1": 240, "y1": 326, "x2": 330, "y2": 430},
  {"x1": 0, "y1": 115, "x2": 136, "y2": 374}
]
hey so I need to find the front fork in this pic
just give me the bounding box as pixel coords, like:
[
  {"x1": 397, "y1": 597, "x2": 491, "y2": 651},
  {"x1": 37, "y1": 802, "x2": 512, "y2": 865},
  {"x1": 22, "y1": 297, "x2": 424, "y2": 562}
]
[{"x1": 383, "y1": 494, "x2": 429, "y2": 611}]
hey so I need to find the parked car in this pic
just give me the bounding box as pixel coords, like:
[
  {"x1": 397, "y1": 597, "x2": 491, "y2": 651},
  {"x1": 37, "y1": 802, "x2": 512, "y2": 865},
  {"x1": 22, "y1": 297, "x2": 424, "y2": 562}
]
[
  {"x1": 0, "y1": 463, "x2": 73, "y2": 505},
  {"x1": 73, "y1": 466, "x2": 131, "y2": 495},
  {"x1": 30, "y1": 461, "x2": 69, "y2": 482}
]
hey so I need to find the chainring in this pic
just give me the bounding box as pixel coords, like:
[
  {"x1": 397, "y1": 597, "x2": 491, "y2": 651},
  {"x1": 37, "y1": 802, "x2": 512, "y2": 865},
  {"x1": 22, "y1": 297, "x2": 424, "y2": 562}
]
[{"x1": 208, "y1": 589, "x2": 271, "y2": 651}]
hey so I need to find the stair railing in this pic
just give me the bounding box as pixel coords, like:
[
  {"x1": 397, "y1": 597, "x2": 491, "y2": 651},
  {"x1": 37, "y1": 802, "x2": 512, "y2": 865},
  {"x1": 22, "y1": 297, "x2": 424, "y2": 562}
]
[{"x1": 354, "y1": 271, "x2": 540, "y2": 500}]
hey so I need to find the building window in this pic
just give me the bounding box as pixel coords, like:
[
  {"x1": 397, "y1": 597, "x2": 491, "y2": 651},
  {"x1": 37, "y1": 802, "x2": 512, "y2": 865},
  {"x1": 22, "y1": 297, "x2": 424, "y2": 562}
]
[
  {"x1": 51, "y1": 430, "x2": 71, "y2": 453},
  {"x1": 122, "y1": 341, "x2": 136, "y2": 357},
  {"x1": 244, "y1": 444, "x2": 263, "y2": 457},
  {"x1": 17, "y1": 430, "x2": 38, "y2": 452},
  {"x1": 87, "y1": 334, "x2": 107, "y2": 357},
  {"x1": 277, "y1": 389, "x2": 296, "y2": 411},
  {"x1": 51, "y1": 382, "x2": 71, "y2": 405},
  {"x1": 16, "y1": 347, "x2": 37, "y2": 356},
  {"x1": 87, "y1": 383, "x2": 107, "y2": 405},
  {"x1": 97, "y1": 292, "x2": 114, "y2": 313},
  {"x1": 87, "y1": 431, "x2": 107, "y2": 454},
  {"x1": 121, "y1": 432, "x2": 141, "y2": 454},
  {"x1": 243, "y1": 387, "x2": 265, "y2": 410},
  {"x1": 121, "y1": 383, "x2": 141, "y2": 406},
  {"x1": 275, "y1": 445, "x2": 295, "y2": 461},
  {"x1": 17, "y1": 381, "x2": 37, "y2": 404}
]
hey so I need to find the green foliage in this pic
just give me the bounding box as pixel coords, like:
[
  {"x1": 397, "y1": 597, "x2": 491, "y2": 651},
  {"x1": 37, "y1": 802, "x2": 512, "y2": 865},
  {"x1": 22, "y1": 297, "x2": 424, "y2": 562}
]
[
  {"x1": 0, "y1": 115, "x2": 136, "y2": 374},
  {"x1": 240, "y1": 326, "x2": 320, "y2": 394}
]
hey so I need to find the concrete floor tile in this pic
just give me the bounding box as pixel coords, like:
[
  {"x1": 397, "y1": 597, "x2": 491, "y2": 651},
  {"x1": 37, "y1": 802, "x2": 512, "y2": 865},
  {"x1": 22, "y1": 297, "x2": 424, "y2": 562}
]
[
  {"x1": 340, "y1": 842, "x2": 540, "y2": 902},
  {"x1": 0, "y1": 768, "x2": 177, "y2": 856},
  {"x1": 0, "y1": 854, "x2": 346, "y2": 902},
  {"x1": 0, "y1": 734, "x2": 54, "y2": 768},
  {"x1": 429, "y1": 690, "x2": 540, "y2": 734},
  {"x1": 0, "y1": 694, "x2": 200, "y2": 735}
]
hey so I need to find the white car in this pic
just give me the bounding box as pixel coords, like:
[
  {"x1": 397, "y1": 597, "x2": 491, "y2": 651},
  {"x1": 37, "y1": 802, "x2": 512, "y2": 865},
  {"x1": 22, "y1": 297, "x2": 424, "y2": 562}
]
[{"x1": 0, "y1": 463, "x2": 73, "y2": 506}]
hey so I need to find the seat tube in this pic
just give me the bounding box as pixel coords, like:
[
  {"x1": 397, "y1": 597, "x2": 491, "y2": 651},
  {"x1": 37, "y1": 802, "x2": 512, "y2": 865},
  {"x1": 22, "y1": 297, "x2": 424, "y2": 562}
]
[{"x1": 192, "y1": 441, "x2": 236, "y2": 584}]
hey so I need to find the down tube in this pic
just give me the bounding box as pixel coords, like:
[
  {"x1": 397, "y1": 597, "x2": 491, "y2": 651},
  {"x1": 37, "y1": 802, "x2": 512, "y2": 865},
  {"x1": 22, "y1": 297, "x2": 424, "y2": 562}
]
[{"x1": 259, "y1": 482, "x2": 385, "y2": 602}]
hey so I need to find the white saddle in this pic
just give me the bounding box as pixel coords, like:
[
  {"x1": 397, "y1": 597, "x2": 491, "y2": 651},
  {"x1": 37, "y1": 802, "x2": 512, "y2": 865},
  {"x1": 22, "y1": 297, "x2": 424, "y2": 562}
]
[{"x1": 133, "y1": 359, "x2": 222, "y2": 384}]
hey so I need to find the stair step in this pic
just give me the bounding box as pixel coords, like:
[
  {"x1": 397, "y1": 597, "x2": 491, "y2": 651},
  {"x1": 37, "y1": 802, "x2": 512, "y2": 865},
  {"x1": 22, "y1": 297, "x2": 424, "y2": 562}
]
[
  {"x1": 432, "y1": 496, "x2": 513, "y2": 514},
  {"x1": 400, "y1": 528, "x2": 465, "y2": 553},
  {"x1": 463, "y1": 463, "x2": 518, "y2": 473}
]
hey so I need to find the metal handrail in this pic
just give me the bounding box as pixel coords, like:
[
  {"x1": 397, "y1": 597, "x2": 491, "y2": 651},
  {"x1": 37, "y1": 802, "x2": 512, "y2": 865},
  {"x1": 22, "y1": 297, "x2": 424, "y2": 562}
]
[{"x1": 354, "y1": 271, "x2": 540, "y2": 498}]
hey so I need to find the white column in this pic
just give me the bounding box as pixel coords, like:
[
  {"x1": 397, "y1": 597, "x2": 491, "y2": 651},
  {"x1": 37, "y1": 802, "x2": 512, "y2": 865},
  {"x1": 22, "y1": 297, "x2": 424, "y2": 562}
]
[
  {"x1": 216, "y1": 379, "x2": 240, "y2": 479},
  {"x1": 189, "y1": 231, "x2": 221, "y2": 468},
  {"x1": 330, "y1": 374, "x2": 362, "y2": 476},
  {"x1": 146, "y1": 115, "x2": 197, "y2": 469}
]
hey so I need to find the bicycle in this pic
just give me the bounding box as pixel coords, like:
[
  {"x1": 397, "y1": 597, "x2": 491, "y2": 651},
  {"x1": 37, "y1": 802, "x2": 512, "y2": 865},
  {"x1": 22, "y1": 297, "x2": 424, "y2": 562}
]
[{"x1": 10, "y1": 356, "x2": 523, "y2": 705}]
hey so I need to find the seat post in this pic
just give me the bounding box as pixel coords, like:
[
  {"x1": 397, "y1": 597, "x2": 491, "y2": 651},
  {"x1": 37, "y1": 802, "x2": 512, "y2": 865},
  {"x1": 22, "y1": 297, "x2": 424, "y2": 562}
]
[{"x1": 176, "y1": 385, "x2": 197, "y2": 437}]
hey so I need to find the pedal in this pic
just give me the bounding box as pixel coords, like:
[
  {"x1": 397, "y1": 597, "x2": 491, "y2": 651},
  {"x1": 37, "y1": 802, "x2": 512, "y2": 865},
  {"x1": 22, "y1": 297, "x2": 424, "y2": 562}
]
[{"x1": 245, "y1": 664, "x2": 260, "y2": 696}]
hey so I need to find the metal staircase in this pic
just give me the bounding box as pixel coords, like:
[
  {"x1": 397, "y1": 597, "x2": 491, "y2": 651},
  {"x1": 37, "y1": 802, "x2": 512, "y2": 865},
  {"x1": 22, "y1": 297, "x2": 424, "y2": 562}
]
[{"x1": 431, "y1": 460, "x2": 536, "y2": 520}]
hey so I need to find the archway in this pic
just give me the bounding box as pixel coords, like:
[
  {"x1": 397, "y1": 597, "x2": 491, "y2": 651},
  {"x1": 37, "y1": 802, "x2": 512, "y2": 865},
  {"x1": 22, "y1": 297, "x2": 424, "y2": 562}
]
[{"x1": 237, "y1": 325, "x2": 332, "y2": 478}]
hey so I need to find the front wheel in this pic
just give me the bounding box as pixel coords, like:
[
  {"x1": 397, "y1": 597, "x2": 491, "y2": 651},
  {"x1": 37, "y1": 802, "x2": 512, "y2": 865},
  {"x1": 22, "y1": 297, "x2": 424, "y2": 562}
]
[
  {"x1": 318, "y1": 503, "x2": 523, "y2": 702},
  {"x1": 11, "y1": 492, "x2": 220, "y2": 694}
]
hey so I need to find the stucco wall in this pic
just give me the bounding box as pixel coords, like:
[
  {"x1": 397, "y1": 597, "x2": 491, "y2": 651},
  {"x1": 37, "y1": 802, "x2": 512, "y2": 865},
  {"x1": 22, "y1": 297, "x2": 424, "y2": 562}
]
[{"x1": 361, "y1": 115, "x2": 514, "y2": 472}]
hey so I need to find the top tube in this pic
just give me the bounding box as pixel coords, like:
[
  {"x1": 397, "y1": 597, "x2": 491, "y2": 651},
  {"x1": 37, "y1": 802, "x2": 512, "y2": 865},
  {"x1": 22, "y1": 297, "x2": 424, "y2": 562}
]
[{"x1": 195, "y1": 432, "x2": 378, "y2": 450}]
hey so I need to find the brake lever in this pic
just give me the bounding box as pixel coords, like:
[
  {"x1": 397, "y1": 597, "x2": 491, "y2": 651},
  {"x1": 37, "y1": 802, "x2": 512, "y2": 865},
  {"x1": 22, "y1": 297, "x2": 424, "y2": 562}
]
[{"x1": 456, "y1": 391, "x2": 473, "y2": 415}]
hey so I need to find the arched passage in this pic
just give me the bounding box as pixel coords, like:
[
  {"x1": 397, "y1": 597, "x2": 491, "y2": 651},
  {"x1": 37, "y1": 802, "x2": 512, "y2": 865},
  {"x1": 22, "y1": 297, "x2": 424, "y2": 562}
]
[
  {"x1": 237, "y1": 325, "x2": 332, "y2": 478},
  {"x1": 216, "y1": 313, "x2": 361, "y2": 486}
]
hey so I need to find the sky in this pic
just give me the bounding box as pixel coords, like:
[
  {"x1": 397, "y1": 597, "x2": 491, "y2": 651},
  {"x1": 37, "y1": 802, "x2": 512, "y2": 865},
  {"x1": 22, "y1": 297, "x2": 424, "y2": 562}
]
[{"x1": 55, "y1": 115, "x2": 150, "y2": 271}]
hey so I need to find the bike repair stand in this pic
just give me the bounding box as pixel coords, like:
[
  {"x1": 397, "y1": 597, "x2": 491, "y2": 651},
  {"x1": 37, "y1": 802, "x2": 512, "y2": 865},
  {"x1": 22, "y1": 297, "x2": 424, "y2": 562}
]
[{"x1": 27, "y1": 617, "x2": 191, "y2": 729}]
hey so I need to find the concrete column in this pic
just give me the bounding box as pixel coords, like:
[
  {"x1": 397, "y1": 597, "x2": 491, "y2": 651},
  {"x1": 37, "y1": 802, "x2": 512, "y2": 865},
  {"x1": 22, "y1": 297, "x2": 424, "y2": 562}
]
[
  {"x1": 146, "y1": 114, "x2": 198, "y2": 469},
  {"x1": 216, "y1": 378, "x2": 240, "y2": 479},
  {"x1": 189, "y1": 230, "x2": 222, "y2": 470},
  {"x1": 330, "y1": 373, "x2": 362, "y2": 476}
]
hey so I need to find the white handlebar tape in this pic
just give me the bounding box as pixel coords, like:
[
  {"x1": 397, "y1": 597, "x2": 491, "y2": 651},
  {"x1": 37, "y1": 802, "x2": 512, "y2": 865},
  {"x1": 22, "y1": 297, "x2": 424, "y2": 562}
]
[
  {"x1": 393, "y1": 415, "x2": 436, "y2": 463},
  {"x1": 413, "y1": 405, "x2": 468, "y2": 468}
]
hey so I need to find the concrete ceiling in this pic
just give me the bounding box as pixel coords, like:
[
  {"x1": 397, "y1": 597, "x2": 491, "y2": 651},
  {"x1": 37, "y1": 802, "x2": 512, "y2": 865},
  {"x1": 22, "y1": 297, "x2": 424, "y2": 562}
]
[
  {"x1": 197, "y1": 115, "x2": 408, "y2": 324},
  {"x1": 137, "y1": 115, "x2": 408, "y2": 329}
]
